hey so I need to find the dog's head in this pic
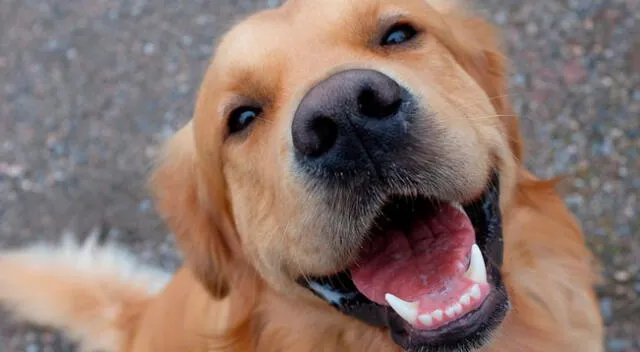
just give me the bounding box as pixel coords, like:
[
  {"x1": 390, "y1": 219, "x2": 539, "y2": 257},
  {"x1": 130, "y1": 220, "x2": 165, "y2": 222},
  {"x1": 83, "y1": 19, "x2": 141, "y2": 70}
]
[{"x1": 151, "y1": 0, "x2": 524, "y2": 350}]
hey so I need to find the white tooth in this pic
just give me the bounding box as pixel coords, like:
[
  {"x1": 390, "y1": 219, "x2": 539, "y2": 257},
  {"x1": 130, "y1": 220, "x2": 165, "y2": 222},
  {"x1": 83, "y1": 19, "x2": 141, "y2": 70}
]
[
  {"x1": 460, "y1": 293, "x2": 471, "y2": 306},
  {"x1": 432, "y1": 309, "x2": 444, "y2": 321},
  {"x1": 470, "y1": 284, "x2": 482, "y2": 299},
  {"x1": 385, "y1": 293, "x2": 419, "y2": 324},
  {"x1": 418, "y1": 314, "x2": 433, "y2": 327},
  {"x1": 464, "y1": 244, "x2": 488, "y2": 284},
  {"x1": 445, "y1": 306, "x2": 457, "y2": 318},
  {"x1": 451, "y1": 202, "x2": 466, "y2": 213},
  {"x1": 453, "y1": 303, "x2": 463, "y2": 314}
]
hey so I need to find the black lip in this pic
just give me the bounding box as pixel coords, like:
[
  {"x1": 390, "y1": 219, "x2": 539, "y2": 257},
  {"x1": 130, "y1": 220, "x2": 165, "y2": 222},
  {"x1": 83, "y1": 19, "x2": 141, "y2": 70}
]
[{"x1": 297, "y1": 172, "x2": 509, "y2": 352}]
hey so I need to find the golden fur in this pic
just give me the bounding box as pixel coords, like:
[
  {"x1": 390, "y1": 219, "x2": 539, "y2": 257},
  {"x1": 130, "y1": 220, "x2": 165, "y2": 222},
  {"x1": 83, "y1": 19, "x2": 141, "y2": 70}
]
[{"x1": 0, "y1": 0, "x2": 603, "y2": 351}]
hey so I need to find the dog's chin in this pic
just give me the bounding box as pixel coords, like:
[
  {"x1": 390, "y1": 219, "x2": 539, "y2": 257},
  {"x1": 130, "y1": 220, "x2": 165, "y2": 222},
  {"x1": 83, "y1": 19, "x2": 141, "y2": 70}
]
[{"x1": 297, "y1": 172, "x2": 509, "y2": 352}]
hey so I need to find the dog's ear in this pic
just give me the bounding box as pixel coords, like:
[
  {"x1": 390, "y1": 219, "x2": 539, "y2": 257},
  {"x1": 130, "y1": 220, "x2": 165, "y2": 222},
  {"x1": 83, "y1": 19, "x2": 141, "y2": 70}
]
[
  {"x1": 438, "y1": 7, "x2": 524, "y2": 162},
  {"x1": 149, "y1": 124, "x2": 233, "y2": 298}
]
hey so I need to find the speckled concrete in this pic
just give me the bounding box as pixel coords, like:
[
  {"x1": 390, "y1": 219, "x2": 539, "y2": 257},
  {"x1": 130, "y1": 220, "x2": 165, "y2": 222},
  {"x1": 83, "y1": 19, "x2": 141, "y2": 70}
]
[{"x1": 0, "y1": 0, "x2": 638, "y2": 351}]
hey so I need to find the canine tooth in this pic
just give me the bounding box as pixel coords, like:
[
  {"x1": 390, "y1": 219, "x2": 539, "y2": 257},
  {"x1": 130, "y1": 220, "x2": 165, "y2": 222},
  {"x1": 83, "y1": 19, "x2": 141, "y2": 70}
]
[
  {"x1": 464, "y1": 244, "x2": 488, "y2": 284},
  {"x1": 470, "y1": 284, "x2": 482, "y2": 299},
  {"x1": 445, "y1": 306, "x2": 457, "y2": 318},
  {"x1": 418, "y1": 314, "x2": 433, "y2": 327},
  {"x1": 385, "y1": 293, "x2": 419, "y2": 324},
  {"x1": 451, "y1": 202, "x2": 466, "y2": 213},
  {"x1": 432, "y1": 309, "x2": 444, "y2": 321},
  {"x1": 460, "y1": 293, "x2": 471, "y2": 306}
]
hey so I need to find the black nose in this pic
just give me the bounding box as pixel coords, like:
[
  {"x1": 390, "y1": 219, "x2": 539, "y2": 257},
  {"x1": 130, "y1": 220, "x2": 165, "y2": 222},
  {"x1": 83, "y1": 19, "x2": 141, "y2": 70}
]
[{"x1": 292, "y1": 69, "x2": 410, "y2": 171}]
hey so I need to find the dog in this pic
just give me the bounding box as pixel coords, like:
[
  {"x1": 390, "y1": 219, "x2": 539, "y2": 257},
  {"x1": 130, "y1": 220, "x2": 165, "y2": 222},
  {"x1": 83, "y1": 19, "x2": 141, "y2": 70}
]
[{"x1": 0, "y1": 0, "x2": 604, "y2": 351}]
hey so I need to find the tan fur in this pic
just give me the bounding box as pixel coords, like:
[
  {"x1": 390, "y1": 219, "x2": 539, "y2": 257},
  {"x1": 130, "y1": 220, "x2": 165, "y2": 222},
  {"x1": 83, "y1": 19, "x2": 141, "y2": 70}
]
[
  {"x1": 0, "y1": 0, "x2": 603, "y2": 351},
  {"x1": 0, "y1": 235, "x2": 170, "y2": 351}
]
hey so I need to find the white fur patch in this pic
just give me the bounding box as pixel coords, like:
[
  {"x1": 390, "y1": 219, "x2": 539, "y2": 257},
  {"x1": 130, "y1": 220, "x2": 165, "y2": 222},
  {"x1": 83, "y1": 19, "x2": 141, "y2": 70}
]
[
  {"x1": 7, "y1": 233, "x2": 172, "y2": 295},
  {"x1": 308, "y1": 281, "x2": 358, "y2": 305}
]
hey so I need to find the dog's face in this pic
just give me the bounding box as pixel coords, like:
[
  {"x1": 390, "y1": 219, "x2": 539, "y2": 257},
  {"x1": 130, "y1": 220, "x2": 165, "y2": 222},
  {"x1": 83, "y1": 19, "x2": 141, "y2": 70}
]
[{"x1": 153, "y1": 0, "x2": 523, "y2": 351}]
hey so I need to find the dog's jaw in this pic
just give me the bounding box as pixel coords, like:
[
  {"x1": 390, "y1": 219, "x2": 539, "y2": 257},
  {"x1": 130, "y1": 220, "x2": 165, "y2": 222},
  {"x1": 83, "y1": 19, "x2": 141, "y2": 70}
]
[{"x1": 298, "y1": 173, "x2": 509, "y2": 352}]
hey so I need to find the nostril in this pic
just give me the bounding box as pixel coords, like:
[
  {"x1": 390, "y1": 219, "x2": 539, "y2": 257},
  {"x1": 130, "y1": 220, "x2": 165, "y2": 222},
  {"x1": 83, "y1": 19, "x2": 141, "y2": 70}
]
[
  {"x1": 357, "y1": 87, "x2": 403, "y2": 119},
  {"x1": 294, "y1": 115, "x2": 339, "y2": 158},
  {"x1": 308, "y1": 116, "x2": 338, "y2": 157}
]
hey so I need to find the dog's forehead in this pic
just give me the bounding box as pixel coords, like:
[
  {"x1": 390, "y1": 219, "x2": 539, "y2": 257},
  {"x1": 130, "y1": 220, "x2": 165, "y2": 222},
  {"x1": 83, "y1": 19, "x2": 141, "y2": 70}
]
[
  {"x1": 281, "y1": 0, "x2": 453, "y2": 15},
  {"x1": 204, "y1": 0, "x2": 458, "y2": 103},
  {"x1": 211, "y1": 0, "x2": 438, "y2": 77},
  {"x1": 208, "y1": 2, "x2": 368, "y2": 90},
  {"x1": 217, "y1": 1, "x2": 366, "y2": 53},
  {"x1": 281, "y1": 0, "x2": 440, "y2": 11}
]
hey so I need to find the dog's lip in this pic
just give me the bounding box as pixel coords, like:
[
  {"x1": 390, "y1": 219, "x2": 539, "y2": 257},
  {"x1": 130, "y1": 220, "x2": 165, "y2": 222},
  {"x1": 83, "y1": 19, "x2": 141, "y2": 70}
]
[{"x1": 297, "y1": 172, "x2": 507, "y2": 351}]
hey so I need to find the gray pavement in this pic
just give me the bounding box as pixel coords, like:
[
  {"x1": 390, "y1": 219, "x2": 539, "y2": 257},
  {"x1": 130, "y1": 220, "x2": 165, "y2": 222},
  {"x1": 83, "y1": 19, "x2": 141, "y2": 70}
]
[{"x1": 0, "y1": 0, "x2": 638, "y2": 351}]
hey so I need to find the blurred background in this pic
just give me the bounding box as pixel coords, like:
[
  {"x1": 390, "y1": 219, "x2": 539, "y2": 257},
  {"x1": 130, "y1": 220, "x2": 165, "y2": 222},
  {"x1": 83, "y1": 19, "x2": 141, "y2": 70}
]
[{"x1": 0, "y1": 0, "x2": 638, "y2": 351}]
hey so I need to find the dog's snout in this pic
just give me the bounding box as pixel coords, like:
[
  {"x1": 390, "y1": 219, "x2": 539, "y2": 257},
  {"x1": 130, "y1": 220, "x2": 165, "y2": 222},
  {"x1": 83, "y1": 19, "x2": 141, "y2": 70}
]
[{"x1": 292, "y1": 69, "x2": 411, "y2": 173}]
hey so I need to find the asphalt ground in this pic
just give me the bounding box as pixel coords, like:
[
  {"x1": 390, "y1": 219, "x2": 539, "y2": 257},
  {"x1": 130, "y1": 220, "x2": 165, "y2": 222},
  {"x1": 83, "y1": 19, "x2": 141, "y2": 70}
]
[{"x1": 0, "y1": 0, "x2": 638, "y2": 351}]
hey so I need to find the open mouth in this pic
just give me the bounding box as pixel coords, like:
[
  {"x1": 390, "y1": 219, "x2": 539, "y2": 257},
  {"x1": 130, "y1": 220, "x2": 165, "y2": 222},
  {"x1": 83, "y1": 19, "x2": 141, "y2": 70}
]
[{"x1": 298, "y1": 173, "x2": 509, "y2": 351}]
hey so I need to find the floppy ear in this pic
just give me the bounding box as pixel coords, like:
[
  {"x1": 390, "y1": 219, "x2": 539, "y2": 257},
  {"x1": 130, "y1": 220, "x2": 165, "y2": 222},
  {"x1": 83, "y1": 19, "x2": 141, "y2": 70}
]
[
  {"x1": 438, "y1": 6, "x2": 524, "y2": 162},
  {"x1": 149, "y1": 124, "x2": 233, "y2": 298}
]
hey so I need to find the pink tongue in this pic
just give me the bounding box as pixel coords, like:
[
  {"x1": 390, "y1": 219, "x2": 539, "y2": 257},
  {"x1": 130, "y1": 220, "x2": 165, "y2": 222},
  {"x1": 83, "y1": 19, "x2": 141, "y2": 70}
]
[{"x1": 351, "y1": 203, "x2": 475, "y2": 306}]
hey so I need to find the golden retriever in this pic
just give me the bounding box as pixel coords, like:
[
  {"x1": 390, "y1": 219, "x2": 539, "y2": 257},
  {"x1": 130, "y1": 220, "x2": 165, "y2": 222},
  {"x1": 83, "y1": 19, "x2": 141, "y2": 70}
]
[{"x1": 0, "y1": 0, "x2": 604, "y2": 351}]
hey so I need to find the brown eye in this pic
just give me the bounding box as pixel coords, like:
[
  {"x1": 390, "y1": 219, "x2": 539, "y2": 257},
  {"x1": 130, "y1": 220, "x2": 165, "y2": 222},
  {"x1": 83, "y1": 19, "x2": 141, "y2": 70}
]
[
  {"x1": 228, "y1": 106, "x2": 261, "y2": 134},
  {"x1": 381, "y1": 23, "x2": 418, "y2": 46}
]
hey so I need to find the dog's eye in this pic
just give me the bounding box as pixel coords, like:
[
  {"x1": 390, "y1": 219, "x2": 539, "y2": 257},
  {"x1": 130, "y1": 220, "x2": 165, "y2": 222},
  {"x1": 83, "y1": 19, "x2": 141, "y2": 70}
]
[
  {"x1": 228, "y1": 106, "x2": 261, "y2": 134},
  {"x1": 381, "y1": 23, "x2": 418, "y2": 46}
]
